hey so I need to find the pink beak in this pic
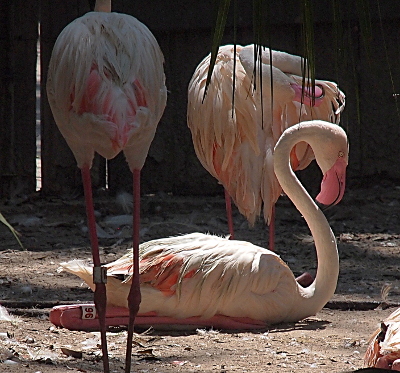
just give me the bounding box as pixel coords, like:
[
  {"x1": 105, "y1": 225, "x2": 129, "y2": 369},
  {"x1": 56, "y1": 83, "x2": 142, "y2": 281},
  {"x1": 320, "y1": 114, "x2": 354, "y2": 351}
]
[
  {"x1": 291, "y1": 83, "x2": 324, "y2": 107},
  {"x1": 316, "y1": 157, "x2": 347, "y2": 207}
]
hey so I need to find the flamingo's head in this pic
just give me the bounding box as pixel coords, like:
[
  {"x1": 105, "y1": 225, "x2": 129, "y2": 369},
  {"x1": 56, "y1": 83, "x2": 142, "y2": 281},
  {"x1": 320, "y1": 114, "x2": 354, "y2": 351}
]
[
  {"x1": 291, "y1": 83, "x2": 325, "y2": 107},
  {"x1": 313, "y1": 124, "x2": 349, "y2": 207}
]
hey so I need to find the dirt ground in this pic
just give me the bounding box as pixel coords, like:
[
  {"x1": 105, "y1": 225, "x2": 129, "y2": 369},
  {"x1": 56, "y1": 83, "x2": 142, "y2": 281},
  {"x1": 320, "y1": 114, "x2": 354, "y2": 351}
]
[{"x1": 0, "y1": 177, "x2": 400, "y2": 373}]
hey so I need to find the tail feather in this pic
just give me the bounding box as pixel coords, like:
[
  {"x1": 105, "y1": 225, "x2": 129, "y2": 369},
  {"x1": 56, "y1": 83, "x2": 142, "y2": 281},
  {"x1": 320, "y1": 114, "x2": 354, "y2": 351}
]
[{"x1": 59, "y1": 260, "x2": 95, "y2": 291}]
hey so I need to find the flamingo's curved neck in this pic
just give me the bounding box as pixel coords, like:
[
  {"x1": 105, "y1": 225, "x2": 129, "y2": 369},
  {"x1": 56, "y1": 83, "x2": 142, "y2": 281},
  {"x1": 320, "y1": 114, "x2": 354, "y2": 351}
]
[
  {"x1": 273, "y1": 123, "x2": 339, "y2": 317},
  {"x1": 95, "y1": 0, "x2": 111, "y2": 12}
]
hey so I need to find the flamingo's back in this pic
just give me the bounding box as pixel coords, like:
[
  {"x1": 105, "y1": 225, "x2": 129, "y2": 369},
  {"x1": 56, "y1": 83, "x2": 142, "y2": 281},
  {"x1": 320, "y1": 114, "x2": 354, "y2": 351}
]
[
  {"x1": 187, "y1": 45, "x2": 345, "y2": 225},
  {"x1": 61, "y1": 233, "x2": 300, "y2": 323},
  {"x1": 47, "y1": 11, "x2": 167, "y2": 170}
]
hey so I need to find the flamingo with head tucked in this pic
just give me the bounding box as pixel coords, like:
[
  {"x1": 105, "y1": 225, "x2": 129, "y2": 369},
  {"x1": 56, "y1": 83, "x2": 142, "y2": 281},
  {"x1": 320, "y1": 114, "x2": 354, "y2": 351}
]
[
  {"x1": 46, "y1": 0, "x2": 167, "y2": 371},
  {"x1": 187, "y1": 44, "x2": 345, "y2": 252},
  {"x1": 56, "y1": 120, "x2": 348, "y2": 330},
  {"x1": 365, "y1": 307, "x2": 400, "y2": 371}
]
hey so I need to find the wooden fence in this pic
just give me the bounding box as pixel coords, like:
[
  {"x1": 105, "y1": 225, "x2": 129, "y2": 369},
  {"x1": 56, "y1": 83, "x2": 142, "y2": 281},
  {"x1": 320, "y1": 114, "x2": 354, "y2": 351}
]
[{"x1": 1, "y1": 0, "x2": 400, "y2": 200}]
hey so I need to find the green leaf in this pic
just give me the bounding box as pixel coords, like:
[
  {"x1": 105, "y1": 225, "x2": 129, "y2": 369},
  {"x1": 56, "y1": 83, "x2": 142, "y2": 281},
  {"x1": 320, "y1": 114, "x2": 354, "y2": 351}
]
[
  {"x1": 203, "y1": 0, "x2": 231, "y2": 101},
  {"x1": 0, "y1": 212, "x2": 23, "y2": 249},
  {"x1": 356, "y1": 0, "x2": 372, "y2": 61},
  {"x1": 300, "y1": 0, "x2": 316, "y2": 105},
  {"x1": 376, "y1": 0, "x2": 400, "y2": 122}
]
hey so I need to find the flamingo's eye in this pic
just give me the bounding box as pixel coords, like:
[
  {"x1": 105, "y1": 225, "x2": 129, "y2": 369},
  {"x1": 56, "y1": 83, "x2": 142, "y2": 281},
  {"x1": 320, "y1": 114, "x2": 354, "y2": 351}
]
[{"x1": 338, "y1": 151, "x2": 344, "y2": 158}]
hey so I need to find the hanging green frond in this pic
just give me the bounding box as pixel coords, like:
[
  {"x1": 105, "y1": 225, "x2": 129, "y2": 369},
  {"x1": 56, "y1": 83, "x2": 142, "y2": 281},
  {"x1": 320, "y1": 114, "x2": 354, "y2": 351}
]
[
  {"x1": 346, "y1": 22, "x2": 363, "y2": 169},
  {"x1": 251, "y1": 0, "x2": 271, "y2": 128},
  {"x1": 252, "y1": 0, "x2": 268, "y2": 49},
  {"x1": 251, "y1": 0, "x2": 269, "y2": 90},
  {"x1": 332, "y1": 0, "x2": 345, "y2": 83},
  {"x1": 300, "y1": 0, "x2": 316, "y2": 105},
  {"x1": 0, "y1": 212, "x2": 23, "y2": 249},
  {"x1": 377, "y1": 0, "x2": 400, "y2": 123},
  {"x1": 356, "y1": 0, "x2": 373, "y2": 63},
  {"x1": 203, "y1": 0, "x2": 231, "y2": 101},
  {"x1": 231, "y1": 0, "x2": 238, "y2": 113}
]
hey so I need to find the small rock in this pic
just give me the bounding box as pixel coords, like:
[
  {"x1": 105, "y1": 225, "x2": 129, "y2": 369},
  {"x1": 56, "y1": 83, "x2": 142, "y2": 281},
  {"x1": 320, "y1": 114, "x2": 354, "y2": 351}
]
[{"x1": 3, "y1": 359, "x2": 19, "y2": 365}]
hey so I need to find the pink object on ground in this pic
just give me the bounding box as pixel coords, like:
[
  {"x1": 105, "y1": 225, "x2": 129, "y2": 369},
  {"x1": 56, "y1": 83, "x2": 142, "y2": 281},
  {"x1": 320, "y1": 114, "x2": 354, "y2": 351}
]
[{"x1": 50, "y1": 304, "x2": 268, "y2": 331}]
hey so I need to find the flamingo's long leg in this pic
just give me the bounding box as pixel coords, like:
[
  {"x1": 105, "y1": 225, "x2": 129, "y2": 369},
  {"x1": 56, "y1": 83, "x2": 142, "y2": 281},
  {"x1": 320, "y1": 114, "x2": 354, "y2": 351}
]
[
  {"x1": 224, "y1": 189, "x2": 234, "y2": 240},
  {"x1": 81, "y1": 166, "x2": 109, "y2": 373},
  {"x1": 268, "y1": 205, "x2": 275, "y2": 252},
  {"x1": 125, "y1": 169, "x2": 142, "y2": 373}
]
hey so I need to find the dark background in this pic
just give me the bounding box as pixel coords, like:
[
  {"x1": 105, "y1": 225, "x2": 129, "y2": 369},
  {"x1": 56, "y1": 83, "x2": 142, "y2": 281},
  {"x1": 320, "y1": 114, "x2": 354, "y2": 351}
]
[{"x1": 1, "y1": 0, "x2": 400, "y2": 200}]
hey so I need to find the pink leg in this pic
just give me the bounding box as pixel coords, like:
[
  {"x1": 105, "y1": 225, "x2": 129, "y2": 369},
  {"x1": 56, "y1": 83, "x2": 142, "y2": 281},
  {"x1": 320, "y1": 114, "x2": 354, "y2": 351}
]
[
  {"x1": 50, "y1": 305, "x2": 268, "y2": 331},
  {"x1": 81, "y1": 166, "x2": 109, "y2": 373},
  {"x1": 295, "y1": 272, "x2": 314, "y2": 287},
  {"x1": 224, "y1": 189, "x2": 234, "y2": 240},
  {"x1": 269, "y1": 205, "x2": 275, "y2": 252},
  {"x1": 125, "y1": 169, "x2": 142, "y2": 373}
]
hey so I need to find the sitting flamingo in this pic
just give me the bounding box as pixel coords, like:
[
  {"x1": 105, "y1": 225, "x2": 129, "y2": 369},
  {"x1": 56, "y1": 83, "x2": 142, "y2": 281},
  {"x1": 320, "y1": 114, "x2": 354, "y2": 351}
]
[
  {"x1": 52, "y1": 120, "x2": 348, "y2": 330},
  {"x1": 364, "y1": 307, "x2": 400, "y2": 371}
]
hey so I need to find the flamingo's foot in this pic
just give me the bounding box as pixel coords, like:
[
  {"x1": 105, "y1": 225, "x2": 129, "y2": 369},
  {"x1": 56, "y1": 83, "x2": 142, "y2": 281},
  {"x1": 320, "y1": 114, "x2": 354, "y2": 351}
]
[
  {"x1": 376, "y1": 355, "x2": 400, "y2": 371},
  {"x1": 50, "y1": 304, "x2": 267, "y2": 331},
  {"x1": 295, "y1": 272, "x2": 314, "y2": 287}
]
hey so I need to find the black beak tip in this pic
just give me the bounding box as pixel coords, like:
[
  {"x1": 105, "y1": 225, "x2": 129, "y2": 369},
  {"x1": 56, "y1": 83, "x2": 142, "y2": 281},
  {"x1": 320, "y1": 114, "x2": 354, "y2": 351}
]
[{"x1": 315, "y1": 200, "x2": 331, "y2": 212}]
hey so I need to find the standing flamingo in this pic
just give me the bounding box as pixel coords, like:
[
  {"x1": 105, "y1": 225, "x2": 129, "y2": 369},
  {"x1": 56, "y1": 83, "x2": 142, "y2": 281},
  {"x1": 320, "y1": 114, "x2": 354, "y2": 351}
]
[
  {"x1": 46, "y1": 0, "x2": 167, "y2": 371},
  {"x1": 364, "y1": 307, "x2": 400, "y2": 371},
  {"x1": 53, "y1": 120, "x2": 348, "y2": 330},
  {"x1": 187, "y1": 44, "x2": 345, "y2": 251}
]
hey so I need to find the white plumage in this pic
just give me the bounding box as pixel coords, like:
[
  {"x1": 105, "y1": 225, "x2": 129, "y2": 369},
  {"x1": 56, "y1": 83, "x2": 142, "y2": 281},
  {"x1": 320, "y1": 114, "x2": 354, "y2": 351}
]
[
  {"x1": 46, "y1": 1, "x2": 166, "y2": 371},
  {"x1": 187, "y1": 44, "x2": 345, "y2": 228},
  {"x1": 47, "y1": 11, "x2": 167, "y2": 170},
  {"x1": 365, "y1": 307, "x2": 400, "y2": 370},
  {"x1": 61, "y1": 121, "x2": 348, "y2": 328},
  {"x1": 63, "y1": 233, "x2": 304, "y2": 323}
]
